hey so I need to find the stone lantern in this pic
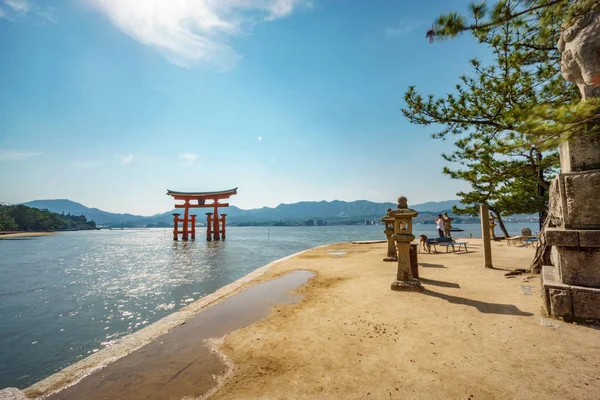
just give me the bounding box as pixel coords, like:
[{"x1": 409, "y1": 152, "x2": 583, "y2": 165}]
[
  {"x1": 389, "y1": 196, "x2": 422, "y2": 292},
  {"x1": 381, "y1": 208, "x2": 397, "y2": 262}
]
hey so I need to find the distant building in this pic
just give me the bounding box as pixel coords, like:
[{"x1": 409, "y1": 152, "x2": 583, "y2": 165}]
[
  {"x1": 304, "y1": 220, "x2": 315, "y2": 226},
  {"x1": 316, "y1": 219, "x2": 326, "y2": 226}
]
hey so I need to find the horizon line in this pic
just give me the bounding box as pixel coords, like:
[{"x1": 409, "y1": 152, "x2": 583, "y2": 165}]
[{"x1": 12, "y1": 198, "x2": 463, "y2": 218}]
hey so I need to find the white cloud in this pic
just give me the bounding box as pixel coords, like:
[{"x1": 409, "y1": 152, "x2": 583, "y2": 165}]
[
  {"x1": 36, "y1": 7, "x2": 57, "y2": 23},
  {"x1": 178, "y1": 153, "x2": 199, "y2": 165},
  {"x1": 257, "y1": 136, "x2": 263, "y2": 141},
  {"x1": 115, "y1": 153, "x2": 133, "y2": 165},
  {"x1": 1, "y1": 0, "x2": 57, "y2": 22},
  {"x1": 384, "y1": 21, "x2": 423, "y2": 38},
  {"x1": 85, "y1": 0, "x2": 310, "y2": 70},
  {"x1": 4, "y1": 0, "x2": 28, "y2": 14},
  {"x1": 0, "y1": 148, "x2": 41, "y2": 161}
]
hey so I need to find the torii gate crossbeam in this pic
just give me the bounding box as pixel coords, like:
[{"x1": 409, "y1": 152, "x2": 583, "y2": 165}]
[{"x1": 166, "y1": 188, "x2": 237, "y2": 241}]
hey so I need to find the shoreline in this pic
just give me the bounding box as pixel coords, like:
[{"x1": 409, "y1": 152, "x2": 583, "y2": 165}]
[
  {"x1": 0, "y1": 232, "x2": 56, "y2": 239},
  {"x1": 23, "y1": 244, "x2": 330, "y2": 398},
  {"x1": 15, "y1": 238, "x2": 600, "y2": 399}
]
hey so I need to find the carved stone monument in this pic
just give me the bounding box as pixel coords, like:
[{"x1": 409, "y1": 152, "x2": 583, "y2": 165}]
[
  {"x1": 542, "y1": 2, "x2": 600, "y2": 322},
  {"x1": 389, "y1": 196, "x2": 423, "y2": 292},
  {"x1": 381, "y1": 208, "x2": 397, "y2": 262}
]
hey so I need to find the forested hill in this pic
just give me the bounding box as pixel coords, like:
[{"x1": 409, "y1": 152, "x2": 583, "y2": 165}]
[
  {"x1": 22, "y1": 199, "x2": 464, "y2": 226},
  {"x1": 0, "y1": 204, "x2": 96, "y2": 231},
  {"x1": 23, "y1": 199, "x2": 142, "y2": 225}
]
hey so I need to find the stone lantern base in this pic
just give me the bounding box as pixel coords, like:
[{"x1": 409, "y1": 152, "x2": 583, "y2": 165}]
[
  {"x1": 383, "y1": 231, "x2": 397, "y2": 261},
  {"x1": 391, "y1": 279, "x2": 423, "y2": 292}
]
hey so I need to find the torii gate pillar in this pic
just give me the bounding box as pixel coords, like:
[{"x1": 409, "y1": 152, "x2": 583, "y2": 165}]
[
  {"x1": 190, "y1": 215, "x2": 197, "y2": 240},
  {"x1": 206, "y1": 213, "x2": 213, "y2": 242},
  {"x1": 221, "y1": 214, "x2": 227, "y2": 240},
  {"x1": 172, "y1": 213, "x2": 181, "y2": 241}
]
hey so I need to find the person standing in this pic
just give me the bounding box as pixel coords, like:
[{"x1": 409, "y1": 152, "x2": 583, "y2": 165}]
[
  {"x1": 435, "y1": 214, "x2": 445, "y2": 237},
  {"x1": 443, "y1": 212, "x2": 453, "y2": 237}
]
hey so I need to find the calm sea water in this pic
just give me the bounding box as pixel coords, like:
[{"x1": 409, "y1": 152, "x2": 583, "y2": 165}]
[{"x1": 0, "y1": 223, "x2": 537, "y2": 389}]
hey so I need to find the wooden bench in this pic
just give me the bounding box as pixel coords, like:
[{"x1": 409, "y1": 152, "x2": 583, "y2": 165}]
[
  {"x1": 524, "y1": 238, "x2": 539, "y2": 248},
  {"x1": 438, "y1": 241, "x2": 468, "y2": 253},
  {"x1": 427, "y1": 237, "x2": 453, "y2": 253},
  {"x1": 506, "y1": 236, "x2": 522, "y2": 246},
  {"x1": 453, "y1": 241, "x2": 468, "y2": 251},
  {"x1": 438, "y1": 242, "x2": 455, "y2": 252}
]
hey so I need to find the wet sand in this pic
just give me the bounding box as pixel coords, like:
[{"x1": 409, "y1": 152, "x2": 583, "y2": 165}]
[
  {"x1": 24, "y1": 246, "x2": 325, "y2": 398},
  {"x1": 0, "y1": 232, "x2": 55, "y2": 239},
  {"x1": 45, "y1": 270, "x2": 314, "y2": 400}
]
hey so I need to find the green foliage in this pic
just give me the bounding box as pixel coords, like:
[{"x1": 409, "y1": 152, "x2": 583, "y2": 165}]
[
  {"x1": 426, "y1": 0, "x2": 600, "y2": 144},
  {"x1": 403, "y1": 0, "x2": 582, "y2": 235},
  {"x1": 448, "y1": 158, "x2": 549, "y2": 217},
  {"x1": 428, "y1": 0, "x2": 599, "y2": 39},
  {"x1": 0, "y1": 212, "x2": 17, "y2": 230},
  {"x1": 0, "y1": 204, "x2": 97, "y2": 231}
]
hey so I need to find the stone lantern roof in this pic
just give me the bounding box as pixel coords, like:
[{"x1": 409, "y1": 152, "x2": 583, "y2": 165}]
[
  {"x1": 388, "y1": 196, "x2": 418, "y2": 218},
  {"x1": 381, "y1": 208, "x2": 395, "y2": 223}
]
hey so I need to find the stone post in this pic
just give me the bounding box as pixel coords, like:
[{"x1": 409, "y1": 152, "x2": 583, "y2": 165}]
[
  {"x1": 410, "y1": 244, "x2": 419, "y2": 279},
  {"x1": 381, "y1": 210, "x2": 397, "y2": 262},
  {"x1": 489, "y1": 212, "x2": 497, "y2": 240},
  {"x1": 389, "y1": 196, "x2": 423, "y2": 292},
  {"x1": 542, "y1": 4, "x2": 600, "y2": 322},
  {"x1": 480, "y1": 205, "x2": 493, "y2": 269}
]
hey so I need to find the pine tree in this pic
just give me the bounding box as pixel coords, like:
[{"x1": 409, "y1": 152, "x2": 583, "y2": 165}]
[
  {"x1": 426, "y1": 0, "x2": 600, "y2": 142},
  {"x1": 402, "y1": 0, "x2": 585, "y2": 236}
]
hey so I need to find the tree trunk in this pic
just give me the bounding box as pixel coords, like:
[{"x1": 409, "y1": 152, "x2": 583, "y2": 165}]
[
  {"x1": 490, "y1": 208, "x2": 510, "y2": 238},
  {"x1": 530, "y1": 216, "x2": 552, "y2": 274}
]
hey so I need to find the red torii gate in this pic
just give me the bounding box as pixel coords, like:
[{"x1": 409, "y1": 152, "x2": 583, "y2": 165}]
[{"x1": 166, "y1": 188, "x2": 237, "y2": 241}]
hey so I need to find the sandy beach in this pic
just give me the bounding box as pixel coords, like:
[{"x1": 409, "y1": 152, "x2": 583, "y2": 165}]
[
  {"x1": 24, "y1": 238, "x2": 600, "y2": 400},
  {"x1": 0, "y1": 232, "x2": 55, "y2": 239},
  {"x1": 212, "y1": 239, "x2": 600, "y2": 400}
]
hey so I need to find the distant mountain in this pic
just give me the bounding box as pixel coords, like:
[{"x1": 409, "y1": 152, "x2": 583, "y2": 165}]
[
  {"x1": 410, "y1": 200, "x2": 463, "y2": 213},
  {"x1": 22, "y1": 198, "x2": 464, "y2": 226},
  {"x1": 22, "y1": 199, "x2": 147, "y2": 225}
]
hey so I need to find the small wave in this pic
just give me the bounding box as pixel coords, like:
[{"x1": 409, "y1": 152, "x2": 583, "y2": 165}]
[{"x1": 155, "y1": 303, "x2": 175, "y2": 311}]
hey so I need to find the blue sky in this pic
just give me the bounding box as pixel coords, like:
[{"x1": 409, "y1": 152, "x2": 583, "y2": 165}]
[{"x1": 0, "y1": 0, "x2": 489, "y2": 215}]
